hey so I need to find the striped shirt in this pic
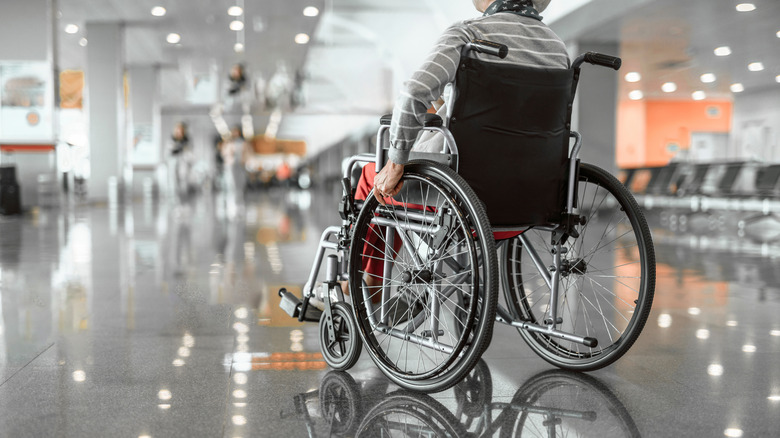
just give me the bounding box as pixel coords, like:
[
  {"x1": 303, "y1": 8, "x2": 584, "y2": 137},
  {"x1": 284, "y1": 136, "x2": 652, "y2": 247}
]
[{"x1": 388, "y1": 12, "x2": 570, "y2": 165}]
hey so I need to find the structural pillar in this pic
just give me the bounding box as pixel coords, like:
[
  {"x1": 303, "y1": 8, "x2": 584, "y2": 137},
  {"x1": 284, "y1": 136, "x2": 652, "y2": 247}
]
[
  {"x1": 571, "y1": 42, "x2": 620, "y2": 175},
  {"x1": 85, "y1": 22, "x2": 125, "y2": 201},
  {"x1": 126, "y1": 65, "x2": 161, "y2": 197}
]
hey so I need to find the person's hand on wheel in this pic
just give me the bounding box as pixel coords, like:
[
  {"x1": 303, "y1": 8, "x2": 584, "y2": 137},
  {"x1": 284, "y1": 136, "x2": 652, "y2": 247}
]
[{"x1": 373, "y1": 160, "x2": 405, "y2": 205}]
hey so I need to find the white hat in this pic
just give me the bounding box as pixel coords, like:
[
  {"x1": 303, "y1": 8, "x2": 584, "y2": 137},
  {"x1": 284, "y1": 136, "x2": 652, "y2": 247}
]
[{"x1": 533, "y1": 0, "x2": 551, "y2": 13}]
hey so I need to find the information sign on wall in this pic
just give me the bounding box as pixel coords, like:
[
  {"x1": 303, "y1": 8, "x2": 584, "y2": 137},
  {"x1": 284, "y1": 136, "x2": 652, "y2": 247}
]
[{"x1": 0, "y1": 62, "x2": 53, "y2": 142}]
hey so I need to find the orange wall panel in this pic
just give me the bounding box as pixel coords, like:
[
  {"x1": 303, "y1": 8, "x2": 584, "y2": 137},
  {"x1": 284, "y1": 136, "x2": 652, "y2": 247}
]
[
  {"x1": 645, "y1": 100, "x2": 731, "y2": 166},
  {"x1": 616, "y1": 99, "x2": 647, "y2": 168},
  {"x1": 616, "y1": 99, "x2": 732, "y2": 168}
]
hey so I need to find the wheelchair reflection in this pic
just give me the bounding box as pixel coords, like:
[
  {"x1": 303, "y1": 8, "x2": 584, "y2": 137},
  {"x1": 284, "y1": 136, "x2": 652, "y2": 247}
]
[{"x1": 282, "y1": 361, "x2": 640, "y2": 437}]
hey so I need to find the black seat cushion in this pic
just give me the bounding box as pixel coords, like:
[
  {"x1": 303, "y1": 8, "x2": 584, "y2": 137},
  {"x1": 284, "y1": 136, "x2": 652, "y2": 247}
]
[{"x1": 451, "y1": 58, "x2": 574, "y2": 227}]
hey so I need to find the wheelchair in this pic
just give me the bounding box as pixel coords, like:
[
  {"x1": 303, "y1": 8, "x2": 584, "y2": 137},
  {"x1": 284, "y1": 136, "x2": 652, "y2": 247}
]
[{"x1": 279, "y1": 40, "x2": 656, "y2": 393}]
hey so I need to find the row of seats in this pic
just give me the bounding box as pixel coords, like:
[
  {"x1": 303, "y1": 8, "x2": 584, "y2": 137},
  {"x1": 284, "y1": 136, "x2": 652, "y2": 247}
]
[{"x1": 619, "y1": 161, "x2": 780, "y2": 217}]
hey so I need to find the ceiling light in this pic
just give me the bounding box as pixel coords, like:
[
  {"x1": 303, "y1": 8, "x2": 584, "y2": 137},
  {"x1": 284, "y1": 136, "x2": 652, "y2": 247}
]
[
  {"x1": 303, "y1": 6, "x2": 320, "y2": 17},
  {"x1": 65, "y1": 24, "x2": 79, "y2": 34},
  {"x1": 625, "y1": 72, "x2": 641, "y2": 83},
  {"x1": 662, "y1": 82, "x2": 677, "y2": 92},
  {"x1": 776, "y1": 75, "x2": 780, "y2": 83},
  {"x1": 692, "y1": 91, "x2": 706, "y2": 101},
  {"x1": 628, "y1": 90, "x2": 644, "y2": 100},
  {"x1": 726, "y1": 320, "x2": 738, "y2": 327},
  {"x1": 748, "y1": 62, "x2": 764, "y2": 71},
  {"x1": 730, "y1": 83, "x2": 745, "y2": 93},
  {"x1": 79, "y1": 38, "x2": 88, "y2": 47},
  {"x1": 228, "y1": 6, "x2": 243, "y2": 16},
  {"x1": 777, "y1": 30, "x2": 780, "y2": 38},
  {"x1": 229, "y1": 20, "x2": 244, "y2": 31},
  {"x1": 714, "y1": 46, "x2": 731, "y2": 56},
  {"x1": 166, "y1": 33, "x2": 181, "y2": 44},
  {"x1": 700, "y1": 73, "x2": 716, "y2": 83},
  {"x1": 742, "y1": 344, "x2": 756, "y2": 353},
  {"x1": 151, "y1": 6, "x2": 166, "y2": 17},
  {"x1": 696, "y1": 329, "x2": 710, "y2": 340},
  {"x1": 724, "y1": 428, "x2": 744, "y2": 438},
  {"x1": 736, "y1": 3, "x2": 756, "y2": 12},
  {"x1": 295, "y1": 33, "x2": 310, "y2": 44},
  {"x1": 234, "y1": 43, "x2": 244, "y2": 53},
  {"x1": 769, "y1": 395, "x2": 780, "y2": 401},
  {"x1": 771, "y1": 329, "x2": 780, "y2": 336}
]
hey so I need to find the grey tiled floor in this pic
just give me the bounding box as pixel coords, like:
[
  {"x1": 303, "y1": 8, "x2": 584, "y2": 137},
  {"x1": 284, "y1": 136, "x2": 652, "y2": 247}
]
[{"x1": 1, "y1": 190, "x2": 780, "y2": 437}]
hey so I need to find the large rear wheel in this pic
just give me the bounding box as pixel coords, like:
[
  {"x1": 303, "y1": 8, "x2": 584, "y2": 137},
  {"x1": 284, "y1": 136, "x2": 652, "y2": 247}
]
[
  {"x1": 350, "y1": 161, "x2": 497, "y2": 392},
  {"x1": 503, "y1": 163, "x2": 655, "y2": 370}
]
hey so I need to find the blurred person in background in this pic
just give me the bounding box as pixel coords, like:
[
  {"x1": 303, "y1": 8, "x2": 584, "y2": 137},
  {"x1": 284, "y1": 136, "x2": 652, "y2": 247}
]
[
  {"x1": 169, "y1": 121, "x2": 194, "y2": 204},
  {"x1": 221, "y1": 125, "x2": 249, "y2": 219}
]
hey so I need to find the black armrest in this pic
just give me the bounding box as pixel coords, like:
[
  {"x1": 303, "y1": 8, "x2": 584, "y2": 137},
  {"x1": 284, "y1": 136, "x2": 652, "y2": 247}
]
[{"x1": 379, "y1": 113, "x2": 443, "y2": 127}]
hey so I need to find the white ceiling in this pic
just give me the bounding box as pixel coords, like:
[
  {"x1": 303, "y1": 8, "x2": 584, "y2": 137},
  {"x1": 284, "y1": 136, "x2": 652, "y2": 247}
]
[
  {"x1": 570, "y1": 0, "x2": 780, "y2": 99},
  {"x1": 54, "y1": 0, "x2": 780, "y2": 155}
]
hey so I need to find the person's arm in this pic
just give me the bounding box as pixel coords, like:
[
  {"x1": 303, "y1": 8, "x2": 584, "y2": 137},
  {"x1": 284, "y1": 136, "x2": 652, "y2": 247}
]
[{"x1": 387, "y1": 24, "x2": 472, "y2": 165}]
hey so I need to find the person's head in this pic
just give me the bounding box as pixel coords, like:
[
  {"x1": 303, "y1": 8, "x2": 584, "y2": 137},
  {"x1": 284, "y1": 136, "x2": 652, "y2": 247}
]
[
  {"x1": 173, "y1": 122, "x2": 188, "y2": 141},
  {"x1": 230, "y1": 64, "x2": 245, "y2": 82},
  {"x1": 473, "y1": 0, "x2": 551, "y2": 13}
]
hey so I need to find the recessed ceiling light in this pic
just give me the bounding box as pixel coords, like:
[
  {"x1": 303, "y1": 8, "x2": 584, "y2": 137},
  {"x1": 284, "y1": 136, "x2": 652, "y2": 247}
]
[
  {"x1": 692, "y1": 91, "x2": 706, "y2": 101},
  {"x1": 65, "y1": 24, "x2": 79, "y2": 34},
  {"x1": 742, "y1": 344, "x2": 757, "y2": 353},
  {"x1": 625, "y1": 72, "x2": 641, "y2": 83},
  {"x1": 700, "y1": 73, "x2": 716, "y2": 83},
  {"x1": 730, "y1": 83, "x2": 745, "y2": 93},
  {"x1": 295, "y1": 33, "x2": 310, "y2": 44},
  {"x1": 736, "y1": 3, "x2": 755, "y2": 12},
  {"x1": 229, "y1": 20, "x2": 244, "y2": 31},
  {"x1": 228, "y1": 6, "x2": 243, "y2": 16},
  {"x1": 748, "y1": 62, "x2": 764, "y2": 71},
  {"x1": 714, "y1": 46, "x2": 731, "y2": 56},
  {"x1": 166, "y1": 33, "x2": 181, "y2": 44},
  {"x1": 777, "y1": 30, "x2": 780, "y2": 38},
  {"x1": 776, "y1": 75, "x2": 780, "y2": 83},
  {"x1": 151, "y1": 6, "x2": 166, "y2": 17},
  {"x1": 662, "y1": 82, "x2": 677, "y2": 93},
  {"x1": 234, "y1": 43, "x2": 245, "y2": 53},
  {"x1": 628, "y1": 90, "x2": 643, "y2": 100},
  {"x1": 303, "y1": 6, "x2": 320, "y2": 17},
  {"x1": 79, "y1": 38, "x2": 88, "y2": 47}
]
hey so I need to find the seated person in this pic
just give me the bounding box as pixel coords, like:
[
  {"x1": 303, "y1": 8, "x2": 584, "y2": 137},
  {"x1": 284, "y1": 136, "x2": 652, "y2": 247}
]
[{"x1": 355, "y1": 0, "x2": 568, "y2": 291}]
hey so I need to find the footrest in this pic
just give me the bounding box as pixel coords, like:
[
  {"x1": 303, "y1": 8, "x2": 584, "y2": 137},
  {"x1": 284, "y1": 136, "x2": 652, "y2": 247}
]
[
  {"x1": 278, "y1": 288, "x2": 323, "y2": 323},
  {"x1": 278, "y1": 288, "x2": 302, "y2": 318}
]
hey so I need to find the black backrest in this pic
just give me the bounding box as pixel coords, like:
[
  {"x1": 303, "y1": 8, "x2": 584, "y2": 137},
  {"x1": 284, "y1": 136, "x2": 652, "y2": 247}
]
[{"x1": 449, "y1": 58, "x2": 574, "y2": 228}]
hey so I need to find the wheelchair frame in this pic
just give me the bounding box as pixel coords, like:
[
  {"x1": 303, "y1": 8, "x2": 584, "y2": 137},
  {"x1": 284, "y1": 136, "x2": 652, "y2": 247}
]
[{"x1": 278, "y1": 42, "x2": 653, "y2": 391}]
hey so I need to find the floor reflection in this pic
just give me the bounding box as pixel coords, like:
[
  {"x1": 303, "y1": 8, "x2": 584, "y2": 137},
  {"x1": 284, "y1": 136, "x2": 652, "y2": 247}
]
[
  {"x1": 284, "y1": 360, "x2": 639, "y2": 437},
  {"x1": 1, "y1": 186, "x2": 780, "y2": 436}
]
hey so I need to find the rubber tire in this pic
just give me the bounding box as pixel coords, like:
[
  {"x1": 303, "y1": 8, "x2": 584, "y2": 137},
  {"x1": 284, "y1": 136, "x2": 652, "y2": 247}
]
[
  {"x1": 319, "y1": 301, "x2": 362, "y2": 371},
  {"x1": 350, "y1": 160, "x2": 497, "y2": 393},
  {"x1": 502, "y1": 163, "x2": 655, "y2": 371}
]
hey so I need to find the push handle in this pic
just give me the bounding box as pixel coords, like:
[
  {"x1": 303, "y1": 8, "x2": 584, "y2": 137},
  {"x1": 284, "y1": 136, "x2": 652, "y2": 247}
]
[
  {"x1": 582, "y1": 52, "x2": 622, "y2": 70},
  {"x1": 467, "y1": 39, "x2": 509, "y2": 59}
]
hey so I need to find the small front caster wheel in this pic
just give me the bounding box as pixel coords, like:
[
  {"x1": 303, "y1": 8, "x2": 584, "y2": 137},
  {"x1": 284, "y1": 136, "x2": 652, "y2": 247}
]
[{"x1": 319, "y1": 302, "x2": 362, "y2": 370}]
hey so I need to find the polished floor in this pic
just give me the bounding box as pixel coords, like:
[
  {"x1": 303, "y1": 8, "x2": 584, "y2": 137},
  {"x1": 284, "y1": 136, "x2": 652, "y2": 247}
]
[{"x1": 1, "y1": 188, "x2": 780, "y2": 437}]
